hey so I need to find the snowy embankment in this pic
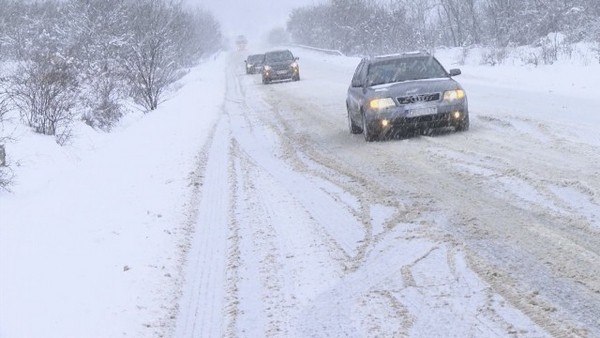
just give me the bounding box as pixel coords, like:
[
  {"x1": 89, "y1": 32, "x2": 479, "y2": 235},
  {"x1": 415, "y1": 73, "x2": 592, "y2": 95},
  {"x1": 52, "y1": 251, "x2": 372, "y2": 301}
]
[{"x1": 0, "y1": 55, "x2": 227, "y2": 337}]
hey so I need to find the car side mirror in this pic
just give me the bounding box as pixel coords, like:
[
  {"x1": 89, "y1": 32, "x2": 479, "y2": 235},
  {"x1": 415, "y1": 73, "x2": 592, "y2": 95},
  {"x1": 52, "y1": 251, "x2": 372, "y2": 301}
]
[
  {"x1": 295, "y1": 57, "x2": 299, "y2": 61},
  {"x1": 449, "y1": 68, "x2": 461, "y2": 76},
  {"x1": 351, "y1": 79, "x2": 362, "y2": 88}
]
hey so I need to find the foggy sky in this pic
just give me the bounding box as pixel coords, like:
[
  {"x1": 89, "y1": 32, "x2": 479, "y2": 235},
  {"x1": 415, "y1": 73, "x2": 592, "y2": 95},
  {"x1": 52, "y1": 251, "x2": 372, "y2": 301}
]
[{"x1": 186, "y1": 0, "x2": 322, "y2": 40}]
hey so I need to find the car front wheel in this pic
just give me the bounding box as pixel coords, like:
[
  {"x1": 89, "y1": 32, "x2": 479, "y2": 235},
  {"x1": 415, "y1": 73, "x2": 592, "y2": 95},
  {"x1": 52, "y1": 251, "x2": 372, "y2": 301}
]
[
  {"x1": 362, "y1": 113, "x2": 377, "y2": 142},
  {"x1": 455, "y1": 115, "x2": 470, "y2": 132},
  {"x1": 348, "y1": 109, "x2": 362, "y2": 134}
]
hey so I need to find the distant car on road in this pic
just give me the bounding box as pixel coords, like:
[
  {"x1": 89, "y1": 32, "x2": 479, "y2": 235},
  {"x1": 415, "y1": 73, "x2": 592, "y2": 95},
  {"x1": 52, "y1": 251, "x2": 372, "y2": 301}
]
[
  {"x1": 261, "y1": 50, "x2": 300, "y2": 84},
  {"x1": 236, "y1": 35, "x2": 247, "y2": 51},
  {"x1": 245, "y1": 54, "x2": 265, "y2": 74},
  {"x1": 346, "y1": 51, "x2": 469, "y2": 141}
]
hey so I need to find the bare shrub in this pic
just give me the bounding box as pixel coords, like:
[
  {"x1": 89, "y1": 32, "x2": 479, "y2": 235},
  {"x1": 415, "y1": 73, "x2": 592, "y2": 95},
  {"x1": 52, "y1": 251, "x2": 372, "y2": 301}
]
[
  {"x1": 458, "y1": 47, "x2": 470, "y2": 65},
  {"x1": 0, "y1": 159, "x2": 12, "y2": 191},
  {"x1": 10, "y1": 54, "x2": 79, "y2": 140},
  {"x1": 123, "y1": 0, "x2": 187, "y2": 111},
  {"x1": 0, "y1": 79, "x2": 11, "y2": 190},
  {"x1": 521, "y1": 52, "x2": 540, "y2": 66},
  {"x1": 481, "y1": 46, "x2": 507, "y2": 66},
  {"x1": 81, "y1": 77, "x2": 124, "y2": 132},
  {"x1": 0, "y1": 79, "x2": 8, "y2": 121},
  {"x1": 594, "y1": 41, "x2": 600, "y2": 64},
  {"x1": 65, "y1": 0, "x2": 130, "y2": 131},
  {"x1": 538, "y1": 33, "x2": 572, "y2": 65}
]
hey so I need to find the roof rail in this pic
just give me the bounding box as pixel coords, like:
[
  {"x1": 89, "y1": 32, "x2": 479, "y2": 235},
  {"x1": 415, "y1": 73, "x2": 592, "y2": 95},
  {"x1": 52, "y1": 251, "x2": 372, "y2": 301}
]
[{"x1": 371, "y1": 50, "x2": 430, "y2": 60}]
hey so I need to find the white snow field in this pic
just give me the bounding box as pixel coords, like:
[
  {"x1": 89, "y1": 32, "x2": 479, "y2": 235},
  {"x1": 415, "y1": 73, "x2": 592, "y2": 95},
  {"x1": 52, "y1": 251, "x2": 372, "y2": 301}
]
[{"x1": 1, "y1": 46, "x2": 600, "y2": 337}]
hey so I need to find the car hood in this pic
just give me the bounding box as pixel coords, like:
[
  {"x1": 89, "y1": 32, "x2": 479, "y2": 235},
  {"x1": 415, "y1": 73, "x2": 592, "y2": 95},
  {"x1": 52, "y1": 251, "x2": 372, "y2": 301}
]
[
  {"x1": 265, "y1": 60, "x2": 294, "y2": 67},
  {"x1": 367, "y1": 77, "x2": 461, "y2": 97}
]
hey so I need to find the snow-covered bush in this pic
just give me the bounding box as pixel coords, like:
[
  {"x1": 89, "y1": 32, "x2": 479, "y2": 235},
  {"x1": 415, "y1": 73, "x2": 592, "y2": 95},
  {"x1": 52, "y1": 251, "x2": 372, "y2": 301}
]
[
  {"x1": 123, "y1": 0, "x2": 221, "y2": 111},
  {"x1": 1, "y1": 0, "x2": 222, "y2": 129},
  {"x1": 0, "y1": 79, "x2": 11, "y2": 189},
  {"x1": 10, "y1": 54, "x2": 79, "y2": 140},
  {"x1": 480, "y1": 47, "x2": 508, "y2": 66},
  {"x1": 64, "y1": 0, "x2": 129, "y2": 131},
  {"x1": 81, "y1": 77, "x2": 124, "y2": 132}
]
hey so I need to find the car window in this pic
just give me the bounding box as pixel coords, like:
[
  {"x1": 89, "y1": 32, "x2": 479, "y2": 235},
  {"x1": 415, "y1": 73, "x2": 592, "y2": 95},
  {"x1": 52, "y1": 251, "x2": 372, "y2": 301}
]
[
  {"x1": 367, "y1": 57, "x2": 448, "y2": 86},
  {"x1": 265, "y1": 51, "x2": 294, "y2": 62},
  {"x1": 351, "y1": 60, "x2": 365, "y2": 87},
  {"x1": 248, "y1": 55, "x2": 264, "y2": 63}
]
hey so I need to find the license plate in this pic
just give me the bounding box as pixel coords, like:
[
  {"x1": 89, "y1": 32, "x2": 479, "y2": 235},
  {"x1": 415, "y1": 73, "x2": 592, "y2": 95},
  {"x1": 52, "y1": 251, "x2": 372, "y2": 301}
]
[
  {"x1": 276, "y1": 70, "x2": 288, "y2": 75},
  {"x1": 407, "y1": 107, "x2": 437, "y2": 117}
]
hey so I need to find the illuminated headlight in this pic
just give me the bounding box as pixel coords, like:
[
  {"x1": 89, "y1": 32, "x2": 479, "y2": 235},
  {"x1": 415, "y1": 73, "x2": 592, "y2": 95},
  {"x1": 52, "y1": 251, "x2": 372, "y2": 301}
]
[
  {"x1": 263, "y1": 65, "x2": 272, "y2": 72},
  {"x1": 290, "y1": 62, "x2": 298, "y2": 69},
  {"x1": 369, "y1": 98, "x2": 395, "y2": 110},
  {"x1": 246, "y1": 64, "x2": 252, "y2": 69},
  {"x1": 443, "y1": 89, "x2": 465, "y2": 101}
]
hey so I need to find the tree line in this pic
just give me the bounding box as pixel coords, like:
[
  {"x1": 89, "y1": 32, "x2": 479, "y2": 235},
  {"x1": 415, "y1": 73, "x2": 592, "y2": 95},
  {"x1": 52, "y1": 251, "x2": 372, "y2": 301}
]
[
  {"x1": 0, "y1": 0, "x2": 221, "y2": 138},
  {"x1": 287, "y1": 0, "x2": 600, "y2": 56}
]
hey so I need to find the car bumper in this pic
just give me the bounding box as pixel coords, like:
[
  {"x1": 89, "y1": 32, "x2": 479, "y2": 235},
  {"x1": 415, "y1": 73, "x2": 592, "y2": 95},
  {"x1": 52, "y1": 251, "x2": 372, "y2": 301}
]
[
  {"x1": 364, "y1": 104, "x2": 468, "y2": 133},
  {"x1": 246, "y1": 66, "x2": 262, "y2": 74},
  {"x1": 263, "y1": 68, "x2": 298, "y2": 80}
]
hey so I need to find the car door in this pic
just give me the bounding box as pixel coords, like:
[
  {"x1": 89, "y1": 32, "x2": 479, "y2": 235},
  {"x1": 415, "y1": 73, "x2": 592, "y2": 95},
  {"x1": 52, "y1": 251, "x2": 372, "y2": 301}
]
[{"x1": 347, "y1": 59, "x2": 366, "y2": 120}]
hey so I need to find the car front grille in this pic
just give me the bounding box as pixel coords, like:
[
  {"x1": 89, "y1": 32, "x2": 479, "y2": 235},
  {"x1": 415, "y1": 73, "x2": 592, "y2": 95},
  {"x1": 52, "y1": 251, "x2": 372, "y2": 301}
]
[
  {"x1": 390, "y1": 112, "x2": 451, "y2": 128},
  {"x1": 271, "y1": 64, "x2": 290, "y2": 71},
  {"x1": 397, "y1": 93, "x2": 440, "y2": 105}
]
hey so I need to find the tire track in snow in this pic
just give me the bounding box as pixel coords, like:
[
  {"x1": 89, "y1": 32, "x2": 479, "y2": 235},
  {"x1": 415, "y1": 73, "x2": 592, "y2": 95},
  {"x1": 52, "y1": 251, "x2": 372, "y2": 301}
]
[
  {"x1": 412, "y1": 117, "x2": 600, "y2": 336},
  {"x1": 174, "y1": 93, "x2": 234, "y2": 338},
  {"x1": 222, "y1": 64, "x2": 350, "y2": 337}
]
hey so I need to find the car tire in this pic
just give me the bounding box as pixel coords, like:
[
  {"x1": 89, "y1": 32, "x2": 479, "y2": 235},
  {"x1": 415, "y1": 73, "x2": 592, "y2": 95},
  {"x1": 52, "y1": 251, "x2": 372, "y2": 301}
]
[
  {"x1": 362, "y1": 113, "x2": 377, "y2": 142},
  {"x1": 293, "y1": 73, "x2": 300, "y2": 81},
  {"x1": 348, "y1": 109, "x2": 362, "y2": 134},
  {"x1": 455, "y1": 115, "x2": 470, "y2": 132},
  {"x1": 262, "y1": 77, "x2": 270, "y2": 85}
]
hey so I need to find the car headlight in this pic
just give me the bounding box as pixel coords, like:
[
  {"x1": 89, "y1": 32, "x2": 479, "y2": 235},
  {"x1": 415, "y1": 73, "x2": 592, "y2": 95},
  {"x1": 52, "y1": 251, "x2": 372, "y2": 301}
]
[
  {"x1": 290, "y1": 62, "x2": 298, "y2": 68},
  {"x1": 369, "y1": 98, "x2": 395, "y2": 110},
  {"x1": 263, "y1": 65, "x2": 271, "y2": 71},
  {"x1": 246, "y1": 64, "x2": 252, "y2": 68},
  {"x1": 443, "y1": 89, "x2": 465, "y2": 101}
]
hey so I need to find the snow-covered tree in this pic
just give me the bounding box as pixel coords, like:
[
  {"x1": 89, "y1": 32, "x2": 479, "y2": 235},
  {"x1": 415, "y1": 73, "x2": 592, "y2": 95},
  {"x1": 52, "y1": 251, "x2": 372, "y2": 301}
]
[
  {"x1": 0, "y1": 0, "x2": 222, "y2": 136},
  {"x1": 122, "y1": 0, "x2": 221, "y2": 111},
  {"x1": 63, "y1": 0, "x2": 130, "y2": 131},
  {"x1": 10, "y1": 53, "x2": 79, "y2": 138}
]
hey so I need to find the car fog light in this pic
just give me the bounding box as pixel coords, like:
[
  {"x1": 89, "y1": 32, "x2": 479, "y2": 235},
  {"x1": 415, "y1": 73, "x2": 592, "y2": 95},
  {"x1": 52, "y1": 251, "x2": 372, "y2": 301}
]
[
  {"x1": 452, "y1": 111, "x2": 461, "y2": 119},
  {"x1": 381, "y1": 119, "x2": 389, "y2": 127}
]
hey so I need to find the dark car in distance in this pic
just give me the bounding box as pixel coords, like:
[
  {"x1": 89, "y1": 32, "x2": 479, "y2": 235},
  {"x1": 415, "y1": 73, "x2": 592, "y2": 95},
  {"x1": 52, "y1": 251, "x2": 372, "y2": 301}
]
[
  {"x1": 262, "y1": 50, "x2": 300, "y2": 84},
  {"x1": 245, "y1": 54, "x2": 265, "y2": 74},
  {"x1": 346, "y1": 51, "x2": 469, "y2": 141}
]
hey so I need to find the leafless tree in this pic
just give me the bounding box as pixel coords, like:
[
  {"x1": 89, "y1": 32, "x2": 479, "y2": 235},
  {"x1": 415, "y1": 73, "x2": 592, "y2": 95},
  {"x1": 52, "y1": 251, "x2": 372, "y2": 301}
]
[
  {"x1": 10, "y1": 54, "x2": 79, "y2": 138},
  {"x1": 64, "y1": 0, "x2": 130, "y2": 130},
  {"x1": 122, "y1": 0, "x2": 188, "y2": 111}
]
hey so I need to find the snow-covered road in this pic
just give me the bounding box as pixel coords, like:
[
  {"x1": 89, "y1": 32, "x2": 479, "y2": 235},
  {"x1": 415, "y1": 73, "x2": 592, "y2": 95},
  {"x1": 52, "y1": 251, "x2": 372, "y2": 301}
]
[
  {"x1": 175, "y1": 50, "x2": 600, "y2": 337},
  {"x1": 3, "y1": 47, "x2": 598, "y2": 338}
]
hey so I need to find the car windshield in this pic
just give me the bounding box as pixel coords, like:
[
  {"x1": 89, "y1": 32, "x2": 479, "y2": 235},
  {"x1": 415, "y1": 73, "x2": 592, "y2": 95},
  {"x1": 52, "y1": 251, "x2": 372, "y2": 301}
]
[
  {"x1": 265, "y1": 51, "x2": 294, "y2": 62},
  {"x1": 248, "y1": 55, "x2": 264, "y2": 63},
  {"x1": 367, "y1": 57, "x2": 448, "y2": 86}
]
